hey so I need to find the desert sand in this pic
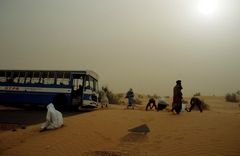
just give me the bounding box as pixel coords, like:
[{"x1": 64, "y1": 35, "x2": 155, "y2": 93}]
[{"x1": 0, "y1": 96, "x2": 240, "y2": 156}]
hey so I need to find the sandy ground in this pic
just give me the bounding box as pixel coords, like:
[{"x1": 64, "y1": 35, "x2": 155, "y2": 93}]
[{"x1": 0, "y1": 96, "x2": 240, "y2": 156}]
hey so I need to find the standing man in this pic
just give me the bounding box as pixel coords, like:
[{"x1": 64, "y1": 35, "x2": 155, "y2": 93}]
[
  {"x1": 126, "y1": 88, "x2": 135, "y2": 109},
  {"x1": 172, "y1": 80, "x2": 183, "y2": 114}
]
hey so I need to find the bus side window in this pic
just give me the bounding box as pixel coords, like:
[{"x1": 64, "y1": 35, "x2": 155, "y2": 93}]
[
  {"x1": 56, "y1": 72, "x2": 70, "y2": 86},
  {"x1": 84, "y1": 76, "x2": 90, "y2": 90},
  {"x1": 0, "y1": 76, "x2": 5, "y2": 82},
  {"x1": 31, "y1": 72, "x2": 39, "y2": 84},
  {"x1": 6, "y1": 78, "x2": 14, "y2": 83},
  {"x1": 31, "y1": 78, "x2": 38, "y2": 84},
  {"x1": 0, "y1": 71, "x2": 5, "y2": 82},
  {"x1": 19, "y1": 77, "x2": 25, "y2": 83},
  {"x1": 89, "y1": 76, "x2": 94, "y2": 90},
  {"x1": 93, "y1": 79, "x2": 98, "y2": 92},
  {"x1": 44, "y1": 78, "x2": 55, "y2": 84},
  {"x1": 39, "y1": 77, "x2": 44, "y2": 84},
  {"x1": 25, "y1": 72, "x2": 32, "y2": 84},
  {"x1": 17, "y1": 72, "x2": 25, "y2": 84},
  {"x1": 13, "y1": 77, "x2": 18, "y2": 83},
  {"x1": 43, "y1": 72, "x2": 54, "y2": 85},
  {"x1": 57, "y1": 78, "x2": 70, "y2": 85},
  {"x1": 5, "y1": 72, "x2": 12, "y2": 83}
]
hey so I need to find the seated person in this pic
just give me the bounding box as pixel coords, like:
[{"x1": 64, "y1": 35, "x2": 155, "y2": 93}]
[{"x1": 40, "y1": 103, "x2": 64, "y2": 132}]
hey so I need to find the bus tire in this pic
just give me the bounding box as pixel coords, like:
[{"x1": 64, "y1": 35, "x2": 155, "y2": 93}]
[{"x1": 52, "y1": 94, "x2": 67, "y2": 110}]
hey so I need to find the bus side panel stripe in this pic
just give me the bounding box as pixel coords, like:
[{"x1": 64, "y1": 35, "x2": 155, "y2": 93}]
[
  {"x1": 0, "y1": 92, "x2": 71, "y2": 105},
  {"x1": 0, "y1": 86, "x2": 71, "y2": 93}
]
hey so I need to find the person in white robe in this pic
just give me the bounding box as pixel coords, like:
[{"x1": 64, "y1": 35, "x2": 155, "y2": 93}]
[{"x1": 40, "y1": 103, "x2": 63, "y2": 132}]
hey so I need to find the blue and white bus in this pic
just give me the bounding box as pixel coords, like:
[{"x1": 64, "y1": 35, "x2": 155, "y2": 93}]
[{"x1": 0, "y1": 70, "x2": 99, "y2": 109}]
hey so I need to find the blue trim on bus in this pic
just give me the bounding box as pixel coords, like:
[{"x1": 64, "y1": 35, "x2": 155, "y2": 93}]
[
  {"x1": 83, "y1": 93, "x2": 94, "y2": 101},
  {"x1": 0, "y1": 90, "x2": 71, "y2": 105},
  {"x1": 0, "y1": 82, "x2": 71, "y2": 88}
]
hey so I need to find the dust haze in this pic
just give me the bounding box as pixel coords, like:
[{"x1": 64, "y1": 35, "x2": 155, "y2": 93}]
[{"x1": 0, "y1": 0, "x2": 239, "y2": 96}]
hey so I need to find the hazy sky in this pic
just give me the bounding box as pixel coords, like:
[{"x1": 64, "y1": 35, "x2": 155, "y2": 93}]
[{"x1": 0, "y1": 0, "x2": 239, "y2": 96}]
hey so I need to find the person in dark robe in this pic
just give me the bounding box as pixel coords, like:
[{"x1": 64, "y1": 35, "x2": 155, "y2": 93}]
[
  {"x1": 126, "y1": 88, "x2": 135, "y2": 109},
  {"x1": 172, "y1": 80, "x2": 183, "y2": 114}
]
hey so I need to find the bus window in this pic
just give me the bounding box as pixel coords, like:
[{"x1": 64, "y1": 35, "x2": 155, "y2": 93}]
[
  {"x1": 0, "y1": 76, "x2": 5, "y2": 82},
  {"x1": 84, "y1": 76, "x2": 90, "y2": 90},
  {"x1": 56, "y1": 78, "x2": 70, "y2": 85},
  {"x1": 31, "y1": 72, "x2": 40, "y2": 84},
  {"x1": 38, "y1": 72, "x2": 42, "y2": 84},
  {"x1": 89, "y1": 76, "x2": 94, "y2": 90},
  {"x1": 72, "y1": 75, "x2": 83, "y2": 90},
  {"x1": 93, "y1": 79, "x2": 98, "y2": 92},
  {"x1": 0, "y1": 71, "x2": 6, "y2": 82},
  {"x1": 72, "y1": 74, "x2": 84, "y2": 97},
  {"x1": 25, "y1": 72, "x2": 32, "y2": 83},
  {"x1": 56, "y1": 73, "x2": 63, "y2": 85},
  {"x1": 40, "y1": 72, "x2": 47, "y2": 84},
  {"x1": 48, "y1": 72, "x2": 55, "y2": 84},
  {"x1": 5, "y1": 72, "x2": 13, "y2": 83},
  {"x1": 17, "y1": 72, "x2": 25, "y2": 84},
  {"x1": 56, "y1": 72, "x2": 70, "y2": 85},
  {"x1": 42, "y1": 72, "x2": 55, "y2": 85},
  {"x1": 13, "y1": 72, "x2": 19, "y2": 83}
]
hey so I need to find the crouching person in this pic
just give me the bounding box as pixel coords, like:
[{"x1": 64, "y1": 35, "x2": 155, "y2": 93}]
[
  {"x1": 40, "y1": 103, "x2": 64, "y2": 132},
  {"x1": 157, "y1": 98, "x2": 169, "y2": 110},
  {"x1": 146, "y1": 98, "x2": 157, "y2": 111},
  {"x1": 186, "y1": 96, "x2": 203, "y2": 112}
]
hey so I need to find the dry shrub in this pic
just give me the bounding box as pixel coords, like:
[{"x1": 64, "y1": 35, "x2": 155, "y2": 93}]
[
  {"x1": 201, "y1": 100, "x2": 210, "y2": 110},
  {"x1": 101, "y1": 86, "x2": 121, "y2": 104},
  {"x1": 194, "y1": 92, "x2": 201, "y2": 96},
  {"x1": 147, "y1": 95, "x2": 152, "y2": 99},
  {"x1": 182, "y1": 99, "x2": 188, "y2": 104},
  {"x1": 225, "y1": 93, "x2": 239, "y2": 103},
  {"x1": 138, "y1": 94, "x2": 144, "y2": 99},
  {"x1": 147, "y1": 94, "x2": 160, "y2": 99},
  {"x1": 190, "y1": 97, "x2": 210, "y2": 110}
]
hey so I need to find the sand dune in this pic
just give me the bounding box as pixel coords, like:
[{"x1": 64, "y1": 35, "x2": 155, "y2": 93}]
[{"x1": 0, "y1": 96, "x2": 240, "y2": 156}]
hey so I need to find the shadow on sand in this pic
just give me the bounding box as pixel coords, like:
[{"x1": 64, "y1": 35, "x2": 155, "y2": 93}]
[{"x1": 0, "y1": 104, "x2": 94, "y2": 130}]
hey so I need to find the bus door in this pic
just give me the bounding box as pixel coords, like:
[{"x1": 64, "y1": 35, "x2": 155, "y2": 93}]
[
  {"x1": 82, "y1": 75, "x2": 98, "y2": 107},
  {"x1": 71, "y1": 74, "x2": 84, "y2": 106}
]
